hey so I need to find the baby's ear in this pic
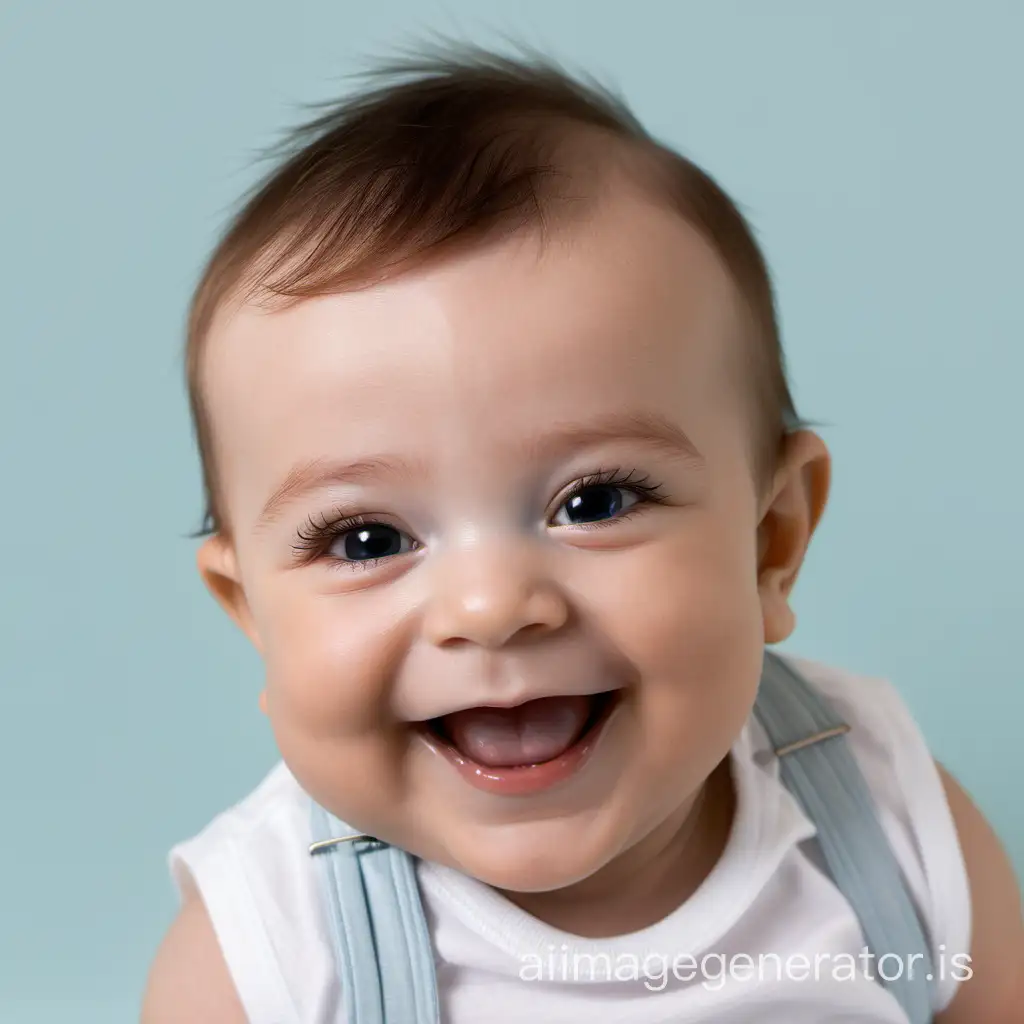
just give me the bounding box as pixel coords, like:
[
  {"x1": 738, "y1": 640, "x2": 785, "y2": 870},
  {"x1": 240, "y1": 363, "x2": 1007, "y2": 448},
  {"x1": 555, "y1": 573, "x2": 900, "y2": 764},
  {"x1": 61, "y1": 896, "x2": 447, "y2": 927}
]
[
  {"x1": 756, "y1": 430, "x2": 831, "y2": 644},
  {"x1": 196, "y1": 535, "x2": 263, "y2": 654}
]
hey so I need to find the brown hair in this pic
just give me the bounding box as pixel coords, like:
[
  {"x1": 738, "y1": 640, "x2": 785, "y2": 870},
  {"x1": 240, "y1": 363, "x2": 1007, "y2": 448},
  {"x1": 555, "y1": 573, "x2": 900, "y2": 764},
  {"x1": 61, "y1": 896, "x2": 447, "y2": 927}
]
[{"x1": 185, "y1": 45, "x2": 801, "y2": 538}]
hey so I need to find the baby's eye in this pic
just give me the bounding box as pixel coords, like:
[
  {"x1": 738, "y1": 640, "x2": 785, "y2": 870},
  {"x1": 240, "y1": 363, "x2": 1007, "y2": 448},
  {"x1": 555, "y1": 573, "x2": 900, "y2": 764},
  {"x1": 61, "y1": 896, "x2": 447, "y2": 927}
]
[
  {"x1": 551, "y1": 484, "x2": 642, "y2": 527},
  {"x1": 327, "y1": 524, "x2": 417, "y2": 563}
]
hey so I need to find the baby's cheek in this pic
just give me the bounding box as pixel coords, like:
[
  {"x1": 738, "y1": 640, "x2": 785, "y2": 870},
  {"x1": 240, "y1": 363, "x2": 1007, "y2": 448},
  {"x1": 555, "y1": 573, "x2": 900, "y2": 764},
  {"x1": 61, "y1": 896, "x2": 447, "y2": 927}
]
[
  {"x1": 253, "y1": 589, "x2": 422, "y2": 828},
  {"x1": 257, "y1": 597, "x2": 391, "y2": 740},
  {"x1": 603, "y1": 520, "x2": 760, "y2": 665},
  {"x1": 606, "y1": 533, "x2": 763, "y2": 765}
]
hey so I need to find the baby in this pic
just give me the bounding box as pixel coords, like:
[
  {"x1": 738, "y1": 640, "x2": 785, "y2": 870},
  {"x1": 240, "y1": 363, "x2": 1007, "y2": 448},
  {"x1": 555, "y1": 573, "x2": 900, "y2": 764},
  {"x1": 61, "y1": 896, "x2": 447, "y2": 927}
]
[{"x1": 142, "y1": 49, "x2": 1022, "y2": 1023}]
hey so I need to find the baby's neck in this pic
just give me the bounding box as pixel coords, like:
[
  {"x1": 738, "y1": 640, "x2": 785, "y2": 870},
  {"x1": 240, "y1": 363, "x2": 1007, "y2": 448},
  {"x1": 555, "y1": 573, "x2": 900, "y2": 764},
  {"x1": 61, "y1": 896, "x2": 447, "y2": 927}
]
[{"x1": 500, "y1": 757, "x2": 736, "y2": 938}]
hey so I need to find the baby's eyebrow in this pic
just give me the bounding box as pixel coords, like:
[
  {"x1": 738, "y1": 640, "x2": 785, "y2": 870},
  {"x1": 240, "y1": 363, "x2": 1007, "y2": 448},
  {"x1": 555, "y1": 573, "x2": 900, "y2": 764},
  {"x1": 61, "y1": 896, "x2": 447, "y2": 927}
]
[
  {"x1": 256, "y1": 410, "x2": 704, "y2": 528},
  {"x1": 256, "y1": 454, "x2": 425, "y2": 528},
  {"x1": 518, "y1": 411, "x2": 705, "y2": 469}
]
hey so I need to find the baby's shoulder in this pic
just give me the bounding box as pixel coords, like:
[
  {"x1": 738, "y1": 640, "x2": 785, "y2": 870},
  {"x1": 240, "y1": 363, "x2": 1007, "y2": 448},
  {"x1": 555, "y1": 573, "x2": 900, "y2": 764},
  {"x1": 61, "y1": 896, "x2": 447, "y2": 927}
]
[
  {"x1": 166, "y1": 762, "x2": 328, "y2": 1024},
  {"x1": 774, "y1": 653, "x2": 971, "y2": 985},
  {"x1": 169, "y1": 761, "x2": 309, "y2": 886},
  {"x1": 779, "y1": 652, "x2": 934, "y2": 785}
]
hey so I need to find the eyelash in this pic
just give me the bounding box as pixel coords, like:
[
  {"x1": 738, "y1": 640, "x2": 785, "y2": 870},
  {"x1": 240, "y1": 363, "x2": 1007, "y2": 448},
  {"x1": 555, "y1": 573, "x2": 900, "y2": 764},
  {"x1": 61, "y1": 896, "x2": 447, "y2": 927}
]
[{"x1": 291, "y1": 467, "x2": 667, "y2": 570}]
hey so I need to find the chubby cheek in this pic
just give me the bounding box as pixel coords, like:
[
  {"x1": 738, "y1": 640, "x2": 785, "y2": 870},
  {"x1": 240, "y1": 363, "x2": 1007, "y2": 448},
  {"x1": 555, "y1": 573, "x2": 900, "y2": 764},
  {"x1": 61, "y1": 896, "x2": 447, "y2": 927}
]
[
  {"x1": 593, "y1": 512, "x2": 764, "y2": 777},
  {"x1": 257, "y1": 579, "x2": 401, "y2": 731},
  {"x1": 254, "y1": 579, "x2": 415, "y2": 821}
]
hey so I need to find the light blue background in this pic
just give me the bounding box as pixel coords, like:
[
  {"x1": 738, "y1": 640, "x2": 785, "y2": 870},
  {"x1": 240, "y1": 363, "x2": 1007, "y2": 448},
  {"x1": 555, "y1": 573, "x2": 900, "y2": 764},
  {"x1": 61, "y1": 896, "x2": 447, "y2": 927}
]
[{"x1": 1, "y1": 1, "x2": 1020, "y2": 1020}]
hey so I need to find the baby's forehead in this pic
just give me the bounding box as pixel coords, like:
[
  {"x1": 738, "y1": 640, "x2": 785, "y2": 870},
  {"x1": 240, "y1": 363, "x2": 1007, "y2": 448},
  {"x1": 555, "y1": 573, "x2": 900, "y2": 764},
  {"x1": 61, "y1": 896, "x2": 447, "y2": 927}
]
[
  {"x1": 199, "y1": 194, "x2": 753, "y2": 504},
  {"x1": 210, "y1": 189, "x2": 741, "y2": 380}
]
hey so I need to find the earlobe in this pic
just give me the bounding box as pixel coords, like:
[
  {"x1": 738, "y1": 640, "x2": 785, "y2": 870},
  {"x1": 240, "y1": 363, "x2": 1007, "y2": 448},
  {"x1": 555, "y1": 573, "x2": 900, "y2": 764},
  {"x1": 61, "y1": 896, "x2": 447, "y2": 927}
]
[
  {"x1": 756, "y1": 431, "x2": 831, "y2": 644},
  {"x1": 196, "y1": 535, "x2": 263, "y2": 652}
]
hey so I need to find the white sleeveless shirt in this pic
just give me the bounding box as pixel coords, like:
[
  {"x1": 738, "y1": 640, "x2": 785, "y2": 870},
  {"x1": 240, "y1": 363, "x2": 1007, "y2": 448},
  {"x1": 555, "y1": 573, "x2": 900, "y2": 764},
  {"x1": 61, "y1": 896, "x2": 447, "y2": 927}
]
[{"x1": 168, "y1": 655, "x2": 971, "y2": 1023}]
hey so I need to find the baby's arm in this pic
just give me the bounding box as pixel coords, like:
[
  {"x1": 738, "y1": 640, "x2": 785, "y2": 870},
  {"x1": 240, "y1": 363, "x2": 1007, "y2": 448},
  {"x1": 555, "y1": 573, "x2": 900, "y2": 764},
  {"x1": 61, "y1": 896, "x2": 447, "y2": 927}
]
[
  {"x1": 140, "y1": 882, "x2": 248, "y2": 1024},
  {"x1": 933, "y1": 762, "x2": 1024, "y2": 1022}
]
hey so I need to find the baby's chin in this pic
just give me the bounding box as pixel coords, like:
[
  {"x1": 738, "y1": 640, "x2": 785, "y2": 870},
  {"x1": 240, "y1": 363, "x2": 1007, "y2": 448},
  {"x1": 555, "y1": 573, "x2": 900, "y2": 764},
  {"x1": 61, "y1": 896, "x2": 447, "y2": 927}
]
[{"x1": 425, "y1": 811, "x2": 635, "y2": 894}]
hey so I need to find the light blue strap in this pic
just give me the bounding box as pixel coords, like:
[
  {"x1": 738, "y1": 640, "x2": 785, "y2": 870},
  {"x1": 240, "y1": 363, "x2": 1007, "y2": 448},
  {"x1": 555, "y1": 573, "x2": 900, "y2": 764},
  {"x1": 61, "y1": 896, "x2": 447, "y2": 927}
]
[
  {"x1": 309, "y1": 802, "x2": 440, "y2": 1024},
  {"x1": 753, "y1": 650, "x2": 934, "y2": 1024}
]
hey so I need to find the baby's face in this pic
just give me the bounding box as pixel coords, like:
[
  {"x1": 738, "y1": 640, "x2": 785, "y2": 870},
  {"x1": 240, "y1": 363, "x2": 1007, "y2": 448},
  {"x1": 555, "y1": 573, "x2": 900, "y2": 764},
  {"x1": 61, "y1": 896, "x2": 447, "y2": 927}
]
[{"x1": 201, "y1": 188, "x2": 794, "y2": 891}]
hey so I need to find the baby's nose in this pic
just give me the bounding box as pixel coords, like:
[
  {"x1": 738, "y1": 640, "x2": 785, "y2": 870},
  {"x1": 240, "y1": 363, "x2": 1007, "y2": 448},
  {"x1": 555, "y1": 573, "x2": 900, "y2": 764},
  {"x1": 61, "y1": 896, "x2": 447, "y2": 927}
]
[{"x1": 420, "y1": 544, "x2": 569, "y2": 649}]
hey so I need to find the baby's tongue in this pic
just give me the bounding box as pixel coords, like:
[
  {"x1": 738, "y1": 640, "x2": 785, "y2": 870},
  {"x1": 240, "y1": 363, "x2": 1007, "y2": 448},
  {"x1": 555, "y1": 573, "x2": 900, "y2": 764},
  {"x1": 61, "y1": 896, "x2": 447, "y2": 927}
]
[{"x1": 442, "y1": 695, "x2": 592, "y2": 768}]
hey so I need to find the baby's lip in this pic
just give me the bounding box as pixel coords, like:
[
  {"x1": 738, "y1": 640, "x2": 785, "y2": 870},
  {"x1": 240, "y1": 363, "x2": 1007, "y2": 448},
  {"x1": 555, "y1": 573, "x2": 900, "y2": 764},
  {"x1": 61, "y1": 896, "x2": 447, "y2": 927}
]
[{"x1": 410, "y1": 682, "x2": 625, "y2": 723}]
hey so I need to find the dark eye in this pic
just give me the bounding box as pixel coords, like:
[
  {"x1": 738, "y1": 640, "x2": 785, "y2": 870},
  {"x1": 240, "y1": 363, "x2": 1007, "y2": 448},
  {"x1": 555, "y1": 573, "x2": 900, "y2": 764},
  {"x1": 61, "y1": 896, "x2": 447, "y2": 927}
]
[
  {"x1": 552, "y1": 484, "x2": 642, "y2": 526},
  {"x1": 328, "y1": 524, "x2": 416, "y2": 562}
]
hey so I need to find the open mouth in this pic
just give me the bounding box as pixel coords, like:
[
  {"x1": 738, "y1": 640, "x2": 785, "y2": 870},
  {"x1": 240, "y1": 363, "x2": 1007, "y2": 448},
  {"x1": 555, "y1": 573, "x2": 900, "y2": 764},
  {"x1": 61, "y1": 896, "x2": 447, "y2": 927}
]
[{"x1": 418, "y1": 690, "x2": 622, "y2": 795}]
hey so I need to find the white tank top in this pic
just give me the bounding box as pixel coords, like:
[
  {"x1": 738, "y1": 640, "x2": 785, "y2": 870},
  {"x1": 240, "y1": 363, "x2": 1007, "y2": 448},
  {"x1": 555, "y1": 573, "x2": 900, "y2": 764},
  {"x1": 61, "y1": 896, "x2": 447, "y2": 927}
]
[{"x1": 168, "y1": 654, "x2": 971, "y2": 1023}]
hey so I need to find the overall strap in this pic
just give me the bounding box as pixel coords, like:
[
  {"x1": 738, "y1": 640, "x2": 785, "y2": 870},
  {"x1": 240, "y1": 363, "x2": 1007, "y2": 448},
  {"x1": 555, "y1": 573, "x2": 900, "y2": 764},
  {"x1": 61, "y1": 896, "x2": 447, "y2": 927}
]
[
  {"x1": 308, "y1": 801, "x2": 440, "y2": 1024},
  {"x1": 753, "y1": 650, "x2": 934, "y2": 1024}
]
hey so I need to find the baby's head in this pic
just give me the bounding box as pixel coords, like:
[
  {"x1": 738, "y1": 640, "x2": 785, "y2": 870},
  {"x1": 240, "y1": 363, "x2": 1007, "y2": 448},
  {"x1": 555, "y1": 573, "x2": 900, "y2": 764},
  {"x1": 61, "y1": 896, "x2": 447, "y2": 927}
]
[{"x1": 187, "y1": 50, "x2": 829, "y2": 895}]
